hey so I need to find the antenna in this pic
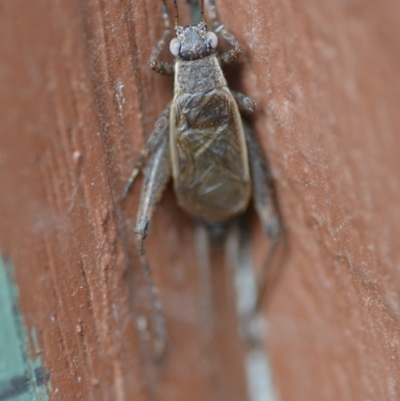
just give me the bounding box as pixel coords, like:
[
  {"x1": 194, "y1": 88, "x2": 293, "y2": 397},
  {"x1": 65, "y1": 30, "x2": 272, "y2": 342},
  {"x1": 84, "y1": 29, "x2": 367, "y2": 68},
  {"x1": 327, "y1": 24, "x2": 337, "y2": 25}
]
[
  {"x1": 173, "y1": 0, "x2": 180, "y2": 26},
  {"x1": 200, "y1": 0, "x2": 205, "y2": 22}
]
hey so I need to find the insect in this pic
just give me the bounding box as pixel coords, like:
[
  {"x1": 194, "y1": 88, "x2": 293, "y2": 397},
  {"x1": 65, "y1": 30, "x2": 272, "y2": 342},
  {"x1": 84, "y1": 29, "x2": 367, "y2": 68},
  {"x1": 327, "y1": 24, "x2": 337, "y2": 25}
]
[{"x1": 123, "y1": 0, "x2": 281, "y2": 359}]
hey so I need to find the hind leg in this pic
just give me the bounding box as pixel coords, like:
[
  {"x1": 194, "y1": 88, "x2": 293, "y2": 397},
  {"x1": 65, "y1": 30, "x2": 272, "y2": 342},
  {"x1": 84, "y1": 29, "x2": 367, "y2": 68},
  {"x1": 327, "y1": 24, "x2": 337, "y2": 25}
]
[
  {"x1": 194, "y1": 223, "x2": 214, "y2": 349},
  {"x1": 243, "y1": 122, "x2": 281, "y2": 310},
  {"x1": 125, "y1": 111, "x2": 171, "y2": 360},
  {"x1": 225, "y1": 221, "x2": 279, "y2": 398},
  {"x1": 194, "y1": 220, "x2": 231, "y2": 344},
  {"x1": 123, "y1": 105, "x2": 170, "y2": 198},
  {"x1": 135, "y1": 134, "x2": 170, "y2": 361}
]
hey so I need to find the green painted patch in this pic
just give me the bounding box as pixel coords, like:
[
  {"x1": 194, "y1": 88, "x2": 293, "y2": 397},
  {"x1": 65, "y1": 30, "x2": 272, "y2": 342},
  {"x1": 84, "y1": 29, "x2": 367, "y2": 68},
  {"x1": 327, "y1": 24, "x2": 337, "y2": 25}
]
[{"x1": 0, "y1": 257, "x2": 50, "y2": 401}]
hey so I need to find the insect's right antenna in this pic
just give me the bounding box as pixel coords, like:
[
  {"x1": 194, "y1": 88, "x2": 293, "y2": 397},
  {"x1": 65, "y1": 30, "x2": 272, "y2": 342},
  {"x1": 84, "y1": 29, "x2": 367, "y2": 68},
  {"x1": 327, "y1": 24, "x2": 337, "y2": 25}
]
[
  {"x1": 172, "y1": 0, "x2": 180, "y2": 27},
  {"x1": 200, "y1": 0, "x2": 205, "y2": 22}
]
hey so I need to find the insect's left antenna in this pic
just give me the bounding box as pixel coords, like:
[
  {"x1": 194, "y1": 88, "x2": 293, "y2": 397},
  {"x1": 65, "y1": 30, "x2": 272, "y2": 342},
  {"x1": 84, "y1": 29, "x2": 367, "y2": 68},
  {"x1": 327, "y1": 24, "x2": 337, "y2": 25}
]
[
  {"x1": 200, "y1": 0, "x2": 205, "y2": 22},
  {"x1": 172, "y1": 0, "x2": 180, "y2": 27}
]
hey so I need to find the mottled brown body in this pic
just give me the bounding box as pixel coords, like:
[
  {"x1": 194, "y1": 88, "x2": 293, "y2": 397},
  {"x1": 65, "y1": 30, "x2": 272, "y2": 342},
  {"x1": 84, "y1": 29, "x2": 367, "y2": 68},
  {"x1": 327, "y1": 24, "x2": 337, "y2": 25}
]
[
  {"x1": 123, "y1": 0, "x2": 281, "y2": 360},
  {"x1": 170, "y1": 56, "x2": 251, "y2": 221}
]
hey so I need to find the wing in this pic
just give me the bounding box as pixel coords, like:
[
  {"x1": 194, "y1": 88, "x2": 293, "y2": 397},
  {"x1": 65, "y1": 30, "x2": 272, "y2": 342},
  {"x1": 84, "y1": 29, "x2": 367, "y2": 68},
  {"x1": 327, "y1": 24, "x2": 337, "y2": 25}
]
[{"x1": 170, "y1": 87, "x2": 251, "y2": 221}]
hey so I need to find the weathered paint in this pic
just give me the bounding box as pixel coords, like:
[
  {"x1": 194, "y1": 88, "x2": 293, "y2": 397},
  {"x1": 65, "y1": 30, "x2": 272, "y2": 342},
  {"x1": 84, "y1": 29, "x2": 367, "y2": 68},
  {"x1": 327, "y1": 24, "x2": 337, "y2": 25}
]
[{"x1": 0, "y1": 257, "x2": 50, "y2": 401}]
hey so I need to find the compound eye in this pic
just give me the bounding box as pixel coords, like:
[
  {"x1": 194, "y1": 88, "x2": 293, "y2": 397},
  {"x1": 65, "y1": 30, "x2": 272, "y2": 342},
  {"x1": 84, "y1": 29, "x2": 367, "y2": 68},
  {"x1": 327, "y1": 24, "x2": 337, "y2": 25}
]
[
  {"x1": 206, "y1": 32, "x2": 218, "y2": 49},
  {"x1": 169, "y1": 38, "x2": 181, "y2": 56}
]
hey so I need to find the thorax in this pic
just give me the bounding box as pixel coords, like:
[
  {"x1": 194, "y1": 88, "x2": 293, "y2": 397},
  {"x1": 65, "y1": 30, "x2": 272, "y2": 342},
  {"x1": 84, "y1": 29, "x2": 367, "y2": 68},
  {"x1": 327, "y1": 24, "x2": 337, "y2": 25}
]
[{"x1": 174, "y1": 55, "x2": 227, "y2": 95}]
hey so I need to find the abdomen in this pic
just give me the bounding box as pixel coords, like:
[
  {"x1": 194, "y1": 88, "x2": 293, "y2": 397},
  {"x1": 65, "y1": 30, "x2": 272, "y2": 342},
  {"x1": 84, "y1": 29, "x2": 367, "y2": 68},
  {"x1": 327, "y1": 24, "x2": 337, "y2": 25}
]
[{"x1": 170, "y1": 87, "x2": 251, "y2": 222}]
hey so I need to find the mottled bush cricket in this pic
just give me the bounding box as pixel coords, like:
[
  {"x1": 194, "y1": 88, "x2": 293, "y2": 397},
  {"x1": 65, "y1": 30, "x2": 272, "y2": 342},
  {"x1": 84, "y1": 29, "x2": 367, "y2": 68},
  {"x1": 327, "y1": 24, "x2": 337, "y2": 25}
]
[{"x1": 124, "y1": 0, "x2": 281, "y2": 359}]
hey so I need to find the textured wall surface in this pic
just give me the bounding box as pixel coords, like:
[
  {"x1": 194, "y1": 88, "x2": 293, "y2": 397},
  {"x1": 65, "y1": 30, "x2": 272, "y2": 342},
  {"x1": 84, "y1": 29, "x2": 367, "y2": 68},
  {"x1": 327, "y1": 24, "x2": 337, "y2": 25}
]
[{"x1": 0, "y1": 0, "x2": 400, "y2": 400}]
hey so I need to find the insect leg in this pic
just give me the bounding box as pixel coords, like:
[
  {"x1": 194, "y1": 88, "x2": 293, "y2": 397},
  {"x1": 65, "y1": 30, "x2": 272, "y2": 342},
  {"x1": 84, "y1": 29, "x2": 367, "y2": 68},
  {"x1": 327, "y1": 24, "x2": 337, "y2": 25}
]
[
  {"x1": 225, "y1": 221, "x2": 258, "y2": 344},
  {"x1": 207, "y1": 0, "x2": 243, "y2": 65},
  {"x1": 148, "y1": 3, "x2": 174, "y2": 75},
  {"x1": 194, "y1": 223, "x2": 214, "y2": 349},
  {"x1": 135, "y1": 128, "x2": 171, "y2": 361},
  {"x1": 243, "y1": 121, "x2": 281, "y2": 310},
  {"x1": 123, "y1": 105, "x2": 170, "y2": 198},
  {"x1": 231, "y1": 90, "x2": 257, "y2": 115}
]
